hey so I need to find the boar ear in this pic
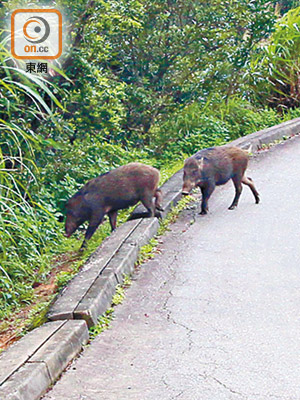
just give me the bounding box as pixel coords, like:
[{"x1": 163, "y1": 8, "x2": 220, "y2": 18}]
[{"x1": 197, "y1": 157, "x2": 204, "y2": 169}]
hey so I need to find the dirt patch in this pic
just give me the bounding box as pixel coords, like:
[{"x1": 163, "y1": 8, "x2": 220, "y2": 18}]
[{"x1": 0, "y1": 252, "x2": 80, "y2": 352}]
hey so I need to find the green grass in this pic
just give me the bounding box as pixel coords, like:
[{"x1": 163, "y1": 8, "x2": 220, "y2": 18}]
[
  {"x1": 137, "y1": 238, "x2": 159, "y2": 265},
  {"x1": 157, "y1": 195, "x2": 195, "y2": 236},
  {"x1": 20, "y1": 297, "x2": 55, "y2": 335}
]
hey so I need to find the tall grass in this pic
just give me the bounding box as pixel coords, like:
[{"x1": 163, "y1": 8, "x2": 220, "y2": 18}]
[{"x1": 0, "y1": 31, "x2": 64, "y2": 315}]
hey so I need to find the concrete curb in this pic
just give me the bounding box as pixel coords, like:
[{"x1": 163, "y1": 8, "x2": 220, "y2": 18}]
[
  {"x1": 72, "y1": 218, "x2": 160, "y2": 327},
  {"x1": 1, "y1": 117, "x2": 300, "y2": 400},
  {"x1": 229, "y1": 117, "x2": 300, "y2": 150},
  {"x1": 47, "y1": 219, "x2": 141, "y2": 322},
  {"x1": 0, "y1": 320, "x2": 88, "y2": 400}
]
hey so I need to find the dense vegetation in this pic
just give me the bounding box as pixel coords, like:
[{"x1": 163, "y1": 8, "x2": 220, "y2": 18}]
[{"x1": 1, "y1": 0, "x2": 300, "y2": 326}]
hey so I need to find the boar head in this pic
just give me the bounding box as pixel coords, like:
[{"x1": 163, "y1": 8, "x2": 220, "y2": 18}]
[
  {"x1": 182, "y1": 157, "x2": 204, "y2": 195},
  {"x1": 64, "y1": 195, "x2": 90, "y2": 237}
]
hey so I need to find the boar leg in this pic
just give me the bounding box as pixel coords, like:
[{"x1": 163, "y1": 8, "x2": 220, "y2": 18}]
[
  {"x1": 242, "y1": 176, "x2": 260, "y2": 204},
  {"x1": 108, "y1": 210, "x2": 118, "y2": 231},
  {"x1": 154, "y1": 189, "x2": 164, "y2": 212},
  {"x1": 228, "y1": 175, "x2": 243, "y2": 210},
  {"x1": 80, "y1": 212, "x2": 104, "y2": 250},
  {"x1": 154, "y1": 189, "x2": 164, "y2": 219},
  {"x1": 200, "y1": 183, "x2": 215, "y2": 215},
  {"x1": 141, "y1": 193, "x2": 156, "y2": 218}
]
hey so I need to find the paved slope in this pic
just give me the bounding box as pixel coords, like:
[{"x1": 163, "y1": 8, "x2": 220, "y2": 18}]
[{"x1": 44, "y1": 137, "x2": 300, "y2": 400}]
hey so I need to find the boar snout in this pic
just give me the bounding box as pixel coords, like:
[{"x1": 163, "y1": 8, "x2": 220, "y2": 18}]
[
  {"x1": 182, "y1": 180, "x2": 195, "y2": 195},
  {"x1": 65, "y1": 218, "x2": 78, "y2": 238}
]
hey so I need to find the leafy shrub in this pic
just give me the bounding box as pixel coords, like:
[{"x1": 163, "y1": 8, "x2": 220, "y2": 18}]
[
  {"x1": 209, "y1": 96, "x2": 282, "y2": 138},
  {"x1": 150, "y1": 102, "x2": 229, "y2": 157},
  {"x1": 149, "y1": 97, "x2": 285, "y2": 157},
  {"x1": 248, "y1": 6, "x2": 300, "y2": 108},
  {"x1": 171, "y1": 116, "x2": 230, "y2": 155}
]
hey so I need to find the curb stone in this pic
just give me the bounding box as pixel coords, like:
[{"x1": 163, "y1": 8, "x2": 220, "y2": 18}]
[
  {"x1": 1, "y1": 117, "x2": 300, "y2": 400},
  {"x1": 0, "y1": 320, "x2": 88, "y2": 400},
  {"x1": 47, "y1": 219, "x2": 141, "y2": 321},
  {"x1": 73, "y1": 266, "x2": 118, "y2": 328},
  {"x1": 72, "y1": 218, "x2": 160, "y2": 327},
  {"x1": 229, "y1": 117, "x2": 300, "y2": 151}
]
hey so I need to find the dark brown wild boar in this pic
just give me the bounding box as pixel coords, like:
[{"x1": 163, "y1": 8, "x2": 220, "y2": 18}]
[
  {"x1": 182, "y1": 146, "x2": 260, "y2": 214},
  {"x1": 65, "y1": 162, "x2": 164, "y2": 250}
]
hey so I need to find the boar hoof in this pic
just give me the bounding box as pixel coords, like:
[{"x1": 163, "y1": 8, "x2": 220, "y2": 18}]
[
  {"x1": 200, "y1": 210, "x2": 208, "y2": 215},
  {"x1": 155, "y1": 211, "x2": 162, "y2": 219},
  {"x1": 228, "y1": 205, "x2": 237, "y2": 210},
  {"x1": 79, "y1": 243, "x2": 87, "y2": 252}
]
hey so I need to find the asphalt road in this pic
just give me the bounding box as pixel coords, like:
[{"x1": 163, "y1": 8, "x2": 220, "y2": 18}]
[{"x1": 44, "y1": 137, "x2": 300, "y2": 400}]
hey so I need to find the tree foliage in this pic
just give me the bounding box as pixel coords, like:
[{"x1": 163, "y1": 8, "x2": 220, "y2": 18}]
[
  {"x1": 249, "y1": 6, "x2": 300, "y2": 109},
  {"x1": 73, "y1": 0, "x2": 276, "y2": 139}
]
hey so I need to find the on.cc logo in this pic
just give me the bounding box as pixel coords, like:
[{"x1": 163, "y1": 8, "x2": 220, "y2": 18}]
[{"x1": 11, "y1": 9, "x2": 62, "y2": 60}]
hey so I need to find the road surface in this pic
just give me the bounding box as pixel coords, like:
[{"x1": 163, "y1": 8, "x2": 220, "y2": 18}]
[{"x1": 44, "y1": 137, "x2": 300, "y2": 400}]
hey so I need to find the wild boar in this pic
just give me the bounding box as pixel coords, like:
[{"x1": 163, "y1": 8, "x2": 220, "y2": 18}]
[
  {"x1": 182, "y1": 146, "x2": 260, "y2": 214},
  {"x1": 65, "y1": 162, "x2": 164, "y2": 250}
]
